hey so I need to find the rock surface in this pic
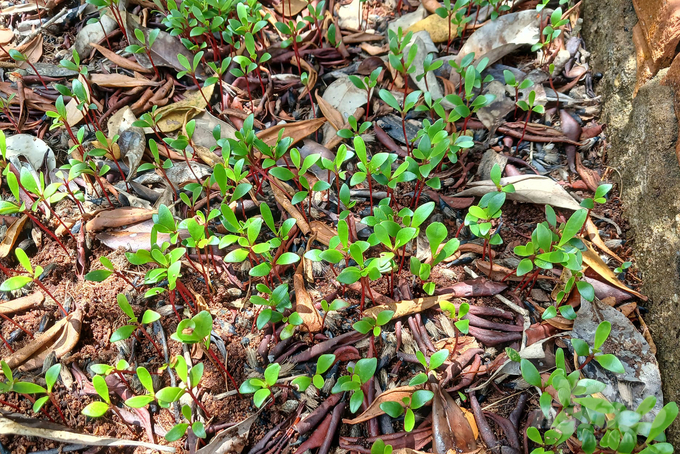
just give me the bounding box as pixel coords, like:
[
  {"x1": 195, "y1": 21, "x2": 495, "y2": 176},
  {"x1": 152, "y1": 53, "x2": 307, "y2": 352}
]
[{"x1": 583, "y1": 0, "x2": 680, "y2": 441}]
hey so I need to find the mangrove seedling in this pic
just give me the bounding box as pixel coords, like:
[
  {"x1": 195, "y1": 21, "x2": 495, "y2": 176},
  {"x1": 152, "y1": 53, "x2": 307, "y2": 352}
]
[
  {"x1": 409, "y1": 349, "x2": 449, "y2": 386},
  {"x1": 9, "y1": 50, "x2": 47, "y2": 89},
  {"x1": 348, "y1": 67, "x2": 382, "y2": 116},
  {"x1": 110, "y1": 293, "x2": 164, "y2": 358},
  {"x1": 125, "y1": 28, "x2": 161, "y2": 78},
  {"x1": 332, "y1": 357, "x2": 378, "y2": 413},
  {"x1": 571, "y1": 321, "x2": 625, "y2": 373},
  {"x1": 292, "y1": 354, "x2": 336, "y2": 391},
  {"x1": 240, "y1": 362, "x2": 281, "y2": 408},
  {"x1": 380, "y1": 389, "x2": 435, "y2": 432},
  {"x1": 440, "y1": 301, "x2": 470, "y2": 354}
]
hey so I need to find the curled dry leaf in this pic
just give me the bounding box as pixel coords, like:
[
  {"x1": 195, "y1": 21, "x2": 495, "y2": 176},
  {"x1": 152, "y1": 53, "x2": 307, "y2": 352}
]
[
  {"x1": 294, "y1": 261, "x2": 323, "y2": 333},
  {"x1": 343, "y1": 385, "x2": 425, "y2": 424},
  {"x1": 257, "y1": 117, "x2": 327, "y2": 147},
  {"x1": 85, "y1": 207, "x2": 156, "y2": 232},
  {"x1": 294, "y1": 57, "x2": 317, "y2": 101},
  {"x1": 154, "y1": 84, "x2": 215, "y2": 133},
  {"x1": 0, "y1": 412, "x2": 175, "y2": 452},
  {"x1": 315, "y1": 91, "x2": 344, "y2": 132},
  {"x1": 431, "y1": 383, "x2": 477, "y2": 453},
  {"x1": 310, "y1": 220, "x2": 338, "y2": 247},
  {"x1": 0, "y1": 214, "x2": 27, "y2": 258},
  {"x1": 581, "y1": 243, "x2": 647, "y2": 300},
  {"x1": 364, "y1": 280, "x2": 507, "y2": 319},
  {"x1": 90, "y1": 43, "x2": 152, "y2": 73},
  {"x1": 455, "y1": 175, "x2": 583, "y2": 211},
  {"x1": 585, "y1": 218, "x2": 625, "y2": 262},
  {"x1": 3, "y1": 309, "x2": 82, "y2": 372},
  {"x1": 0, "y1": 292, "x2": 44, "y2": 316}
]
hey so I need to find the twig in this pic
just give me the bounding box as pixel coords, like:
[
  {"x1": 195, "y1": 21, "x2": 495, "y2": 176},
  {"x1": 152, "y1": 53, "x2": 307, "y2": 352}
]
[{"x1": 19, "y1": 7, "x2": 69, "y2": 47}]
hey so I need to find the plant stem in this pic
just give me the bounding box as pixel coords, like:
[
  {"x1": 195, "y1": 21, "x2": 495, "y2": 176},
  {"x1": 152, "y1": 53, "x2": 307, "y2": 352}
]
[
  {"x1": 185, "y1": 385, "x2": 212, "y2": 418},
  {"x1": 136, "y1": 325, "x2": 164, "y2": 358},
  {"x1": 517, "y1": 110, "x2": 531, "y2": 148},
  {"x1": 34, "y1": 280, "x2": 68, "y2": 317},
  {"x1": 203, "y1": 345, "x2": 239, "y2": 391},
  {"x1": 24, "y1": 211, "x2": 69, "y2": 255},
  {"x1": 25, "y1": 61, "x2": 48, "y2": 89},
  {"x1": 48, "y1": 394, "x2": 68, "y2": 425}
]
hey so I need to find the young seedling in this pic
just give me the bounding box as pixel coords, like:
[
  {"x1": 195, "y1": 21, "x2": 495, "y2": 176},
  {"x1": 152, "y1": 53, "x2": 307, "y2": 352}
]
[
  {"x1": 231, "y1": 55, "x2": 258, "y2": 108},
  {"x1": 415, "y1": 54, "x2": 443, "y2": 93},
  {"x1": 371, "y1": 439, "x2": 393, "y2": 454},
  {"x1": 205, "y1": 56, "x2": 232, "y2": 111},
  {"x1": 579, "y1": 183, "x2": 612, "y2": 230},
  {"x1": 9, "y1": 50, "x2": 48, "y2": 89},
  {"x1": 82, "y1": 375, "x2": 123, "y2": 420},
  {"x1": 125, "y1": 28, "x2": 161, "y2": 78},
  {"x1": 350, "y1": 135, "x2": 391, "y2": 214},
  {"x1": 336, "y1": 242, "x2": 393, "y2": 312},
  {"x1": 440, "y1": 301, "x2": 469, "y2": 354},
  {"x1": 435, "y1": 0, "x2": 471, "y2": 53},
  {"x1": 503, "y1": 70, "x2": 534, "y2": 118},
  {"x1": 85, "y1": 256, "x2": 137, "y2": 289},
  {"x1": 353, "y1": 310, "x2": 394, "y2": 356},
  {"x1": 178, "y1": 51, "x2": 212, "y2": 112},
  {"x1": 332, "y1": 357, "x2": 378, "y2": 413},
  {"x1": 409, "y1": 222, "x2": 460, "y2": 295},
  {"x1": 0, "y1": 249, "x2": 68, "y2": 317},
  {"x1": 409, "y1": 349, "x2": 449, "y2": 386},
  {"x1": 86, "y1": 0, "x2": 130, "y2": 43},
  {"x1": 348, "y1": 68, "x2": 382, "y2": 117},
  {"x1": 516, "y1": 90, "x2": 545, "y2": 146},
  {"x1": 319, "y1": 299, "x2": 349, "y2": 330},
  {"x1": 0, "y1": 94, "x2": 20, "y2": 132},
  {"x1": 614, "y1": 261, "x2": 632, "y2": 277},
  {"x1": 171, "y1": 310, "x2": 239, "y2": 390},
  {"x1": 240, "y1": 362, "x2": 281, "y2": 408},
  {"x1": 532, "y1": 7, "x2": 568, "y2": 60},
  {"x1": 292, "y1": 354, "x2": 336, "y2": 391},
  {"x1": 250, "y1": 283, "x2": 303, "y2": 340},
  {"x1": 571, "y1": 321, "x2": 625, "y2": 373},
  {"x1": 89, "y1": 359, "x2": 135, "y2": 391},
  {"x1": 380, "y1": 389, "x2": 434, "y2": 432},
  {"x1": 32, "y1": 364, "x2": 66, "y2": 424},
  {"x1": 379, "y1": 89, "x2": 421, "y2": 155},
  {"x1": 0, "y1": 361, "x2": 61, "y2": 421},
  {"x1": 165, "y1": 404, "x2": 208, "y2": 441},
  {"x1": 109, "y1": 293, "x2": 164, "y2": 358}
]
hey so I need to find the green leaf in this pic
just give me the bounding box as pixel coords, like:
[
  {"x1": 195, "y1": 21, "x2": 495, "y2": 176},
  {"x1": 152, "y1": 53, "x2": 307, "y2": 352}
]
[
  {"x1": 375, "y1": 310, "x2": 394, "y2": 326},
  {"x1": 156, "y1": 386, "x2": 185, "y2": 403},
  {"x1": 193, "y1": 421, "x2": 207, "y2": 438},
  {"x1": 595, "y1": 354, "x2": 625, "y2": 374},
  {"x1": 520, "y1": 359, "x2": 542, "y2": 388},
  {"x1": 165, "y1": 423, "x2": 189, "y2": 441},
  {"x1": 292, "y1": 376, "x2": 312, "y2": 391},
  {"x1": 559, "y1": 209, "x2": 587, "y2": 247},
  {"x1": 276, "y1": 252, "x2": 300, "y2": 265},
  {"x1": 404, "y1": 408, "x2": 415, "y2": 432},
  {"x1": 15, "y1": 248, "x2": 33, "y2": 274},
  {"x1": 355, "y1": 357, "x2": 377, "y2": 384},
  {"x1": 110, "y1": 325, "x2": 136, "y2": 343},
  {"x1": 594, "y1": 321, "x2": 611, "y2": 350},
  {"x1": 379, "y1": 89, "x2": 401, "y2": 111},
  {"x1": 542, "y1": 306, "x2": 557, "y2": 320},
  {"x1": 264, "y1": 363, "x2": 280, "y2": 387},
  {"x1": 350, "y1": 389, "x2": 364, "y2": 413},
  {"x1": 82, "y1": 401, "x2": 109, "y2": 418},
  {"x1": 380, "y1": 401, "x2": 404, "y2": 418},
  {"x1": 141, "y1": 310, "x2": 161, "y2": 325},
  {"x1": 92, "y1": 375, "x2": 110, "y2": 403},
  {"x1": 539, "y1": 390, "x2": 552, "y2": 418},
  {"x1": 429, "y1": 350, "x2": 449, "y2": 370},
  {"x1": 137, "y1": 367, "x2": 154, "y2": 394},
  {"x1": 410, "y1": 389, "x2": 434, "y2": 409},
  {"x1": 527, "y1": 427, "x2": 543, "y2": 444},
  {"x1": 353, "y1": 320, "x2": 373, "y2": 334},
  {"x1": 84, "y1": 269, "x2": 113, "y2": 282},
  {"x1": 117, "y1": 293, "x2": 135, "y2": 320},
  {"x1": 0, "y1": 276, "x2": 33, "y2": 291},
  {"x1": 647, "y1": 402, "x2": 679, "y2": 443},
  {"x1": 412, "y1": 202, "x2": 435, "y2": 228},
  {"x1": 12, "y1": 381, "x2": 46, "y2": 394},
  {"x1": 254, "y1": 388, "x2": 271, "y2": 407},
  {"x1": 337, "y1": 267, "x2": 361, "y2": 284},
  {"x1": 125, "y1": 395, "x2": 155, "y2": 408},
  {"x1": 572, "y1": 338, "x2": 591, "y2": 357},
  {"x1": 576, "y1": 280, "x2": 594, "y2": 301},
  {"x1": 33, "y1": 395, "x2": 50, "y2": 413}
]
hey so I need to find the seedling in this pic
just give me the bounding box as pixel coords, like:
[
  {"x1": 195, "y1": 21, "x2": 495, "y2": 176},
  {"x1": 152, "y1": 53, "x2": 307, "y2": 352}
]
[
  {"x1": 90, "y1": 359, "x2": 135, "y2": 391},
  {"x1": 371, "y1": 439, "x2": 393, "y2": 454},
  {"x1": 178, "y1": 51, "x2": 212, "y2": 112},
  {"x1": 415, "y1": 54, "x2": 443, "y2": 93},
  {"x1": 86, "y1": 0, "x2": 130, "y2": 43},
  {"x1": 387, "y1": 28, "x2": 417, "y2": 96},
  {"x1": 292, "y1": 354, "x2": 336, "y2": 391},
  {"x1": 348, "y1": 68, "x2": 382, "y2": 116},
  {"x1": 125, "y1": 28, "x2": 161, "y2": 78},
  {"x1": 170, "y1": 310, "x2": 239, "y2": 390},
  {"x1": 0, "y1": 94, "x2": 19, "y2": 132},
  {"x1": 319, "y1": 299, "x2": 350, "y2": 330},
  {"x1": 32, "y1": 364, "x2": 66, "y2": 424},
  {"x1": 440, "y1": 301, "x2": 469, "y2": 354},
  {"x1": 503, "y1": 70, "x2": 534, "y2": 117},
  {"x1": 82, "y1": 375, "x2": 128, "y2": 422},
  {"x1": 335, "y1": 241, "x2": 393, "y2": 312},
  {"x1": 380, "y1": 389, "x2": 434, "y2": 431},
  {"x1": 350, "y1": 135, "x2": 391, "y2": 214},
  {"x1": 9, "y1": 50, "x2": 47, "y2": 89},
  {"x1": 409, "y1": 221, "x2": 460, "y2": 295},
  {"x1": 571, "y1": 321, "x2": 625, "y2": 373},
  {"x1": 240, "y1": 362, "x2": 281, "y2": 407},
  {"x1": 0, "y1": 249, "x2": 68, "y2": 317},
  {"x1": 85, "y1": 256, "x2": 137, "y2": 289},
  {"x1": 436, "y1": 0, "x2": 471, "y2": 52},
  {"x1": 379, "y1": 89, "x2": 421, "y2": 154},
  {"x1": 579, "y1": 183, "x2": 612, "y2": 233},
  {"x1": 109, "y1": 293, "x2": 164, "y2": 358},
  {"x1": 532, "y1": 7, "x2": 568, "y2": 57},
  {"x1": 250, "y1": 283, "x2": 303, "y2": 340},
  {"x1": 353, "y1": 310, "x2": 394, "y2": 355},
  {"x1": 409, "y1": 349, "x2": 449, "y2": 386},
  {"x1": 332, "y1": 357, "x2": 377, "y2": 413},
  {"x1": 516, "y1": 90, "x2": 545, "y2": 146},
  {"x1": 614, "y1": 261, "x2": 632, "y2": 276}
]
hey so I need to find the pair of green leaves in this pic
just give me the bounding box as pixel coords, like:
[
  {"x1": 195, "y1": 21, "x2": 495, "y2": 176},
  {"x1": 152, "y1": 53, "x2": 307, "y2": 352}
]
[
  {"x1": 380, "y1": 389, "x2": 434, "y2": 432},
  {"x1": 409, "y1": 349, "x2": 449, "y2": 386},
  {"x1": 0, "y1": 249, "x2": 40, "y2": 292},
  {"x1": 240, "y1": 362, "x2": 281, "y2": 408},
  {"x1": 353, "y1": 310, "x2": 394, "y2": 337},
  {"x1": 332, "y1": 357, "x2": 378, "y2": 413},
  {"x1": 292, "y1": 354, "x2": 336, "y2": 391},
  {"x1": 110, "y1": 293, "x2": 161, "y2": 343}
]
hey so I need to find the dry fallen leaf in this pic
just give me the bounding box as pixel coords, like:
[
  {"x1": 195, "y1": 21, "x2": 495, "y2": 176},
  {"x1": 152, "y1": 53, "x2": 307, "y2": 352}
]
[
  {"x1": 0, "y1": 412, "x2": 175, "y2": 452},
  {"x1": 310, "y1": 221, "x2": 338, "y2": 247},
  {"x1": 274, "y1": 0, "x2": 308, "y2": 16},
  {"x1": 257, "y1": 118, "x2": 326, "y2": 147},
  {"x1": 582, "y1": 243, "x2": 647, "y2": 300},
  {"x1": 315, "y1": 91, "x2": 344, "y2": 132},
  {"x1": 432, "y1": 383, "x2": 477, "y2": 453},
  {"x1": 85, "y1": 207, "x2": 157, "y2": 232},
  {"x1": 455, "y1": 175, "x2": 583, "y2": 211},
  {"x1": 0, "y1": 292, "x2": 44, "y2": 316},
  {"x1": 271, "y1": 179, "x2": 311, "y2": 234},
  {"x1": 155, "y1": 84, "x2": 215, "y2": 133},
  {"x1": 294, "y1": 261, "x2": 323, "y2": 333},
  {"x1": 89, "y1": 73, "x2": 159, "y2": 88},
  {"x1": 0, "y1": 214, "x2": 27, "y2": 258},
  {"x1": 90, "y1": 43, "x2": 152, "y2": 73},
  {"x1": 585, "y1": 218, "x2": 624, "y2": 262},
  {"x1": 195, "y1": 412, "x2": 258, "y2": 454}
]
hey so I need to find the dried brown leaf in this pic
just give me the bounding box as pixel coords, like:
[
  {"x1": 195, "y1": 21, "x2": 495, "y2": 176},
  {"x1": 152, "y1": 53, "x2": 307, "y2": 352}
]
[
  {"x1": 582, "y1": 243, "x2": 647, "y2": 300},
  {"x1": 89, "y1": 73, "x2": 158, "y2": 88},
  {"x1": 85, "y1": 207, "x2": 156, "y2": 232},
  {"x1": 0, "y1": 292, "x2": 43, "y2": 316},
  {"x1": 294, "y1": 261, "x2": 323, "y2": 333},
  {"x1": 90, "y1": 43, "x2": 153, "y2": 73},
  {"x1": 315, "y1": 91, "x2": 344, "y2": 131},
  {"x1": 0, "y1": 214, "x2": 27, "y2": 258},
  {"x1": 271, "y1": 179, "x2": 311, "y2": 234},
  {"x1": 257, "y1": 118, "x2": 326, "y2": 147},
  {"x1": 155, "y1": 85, "x2": 215, "y2": 133}
]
